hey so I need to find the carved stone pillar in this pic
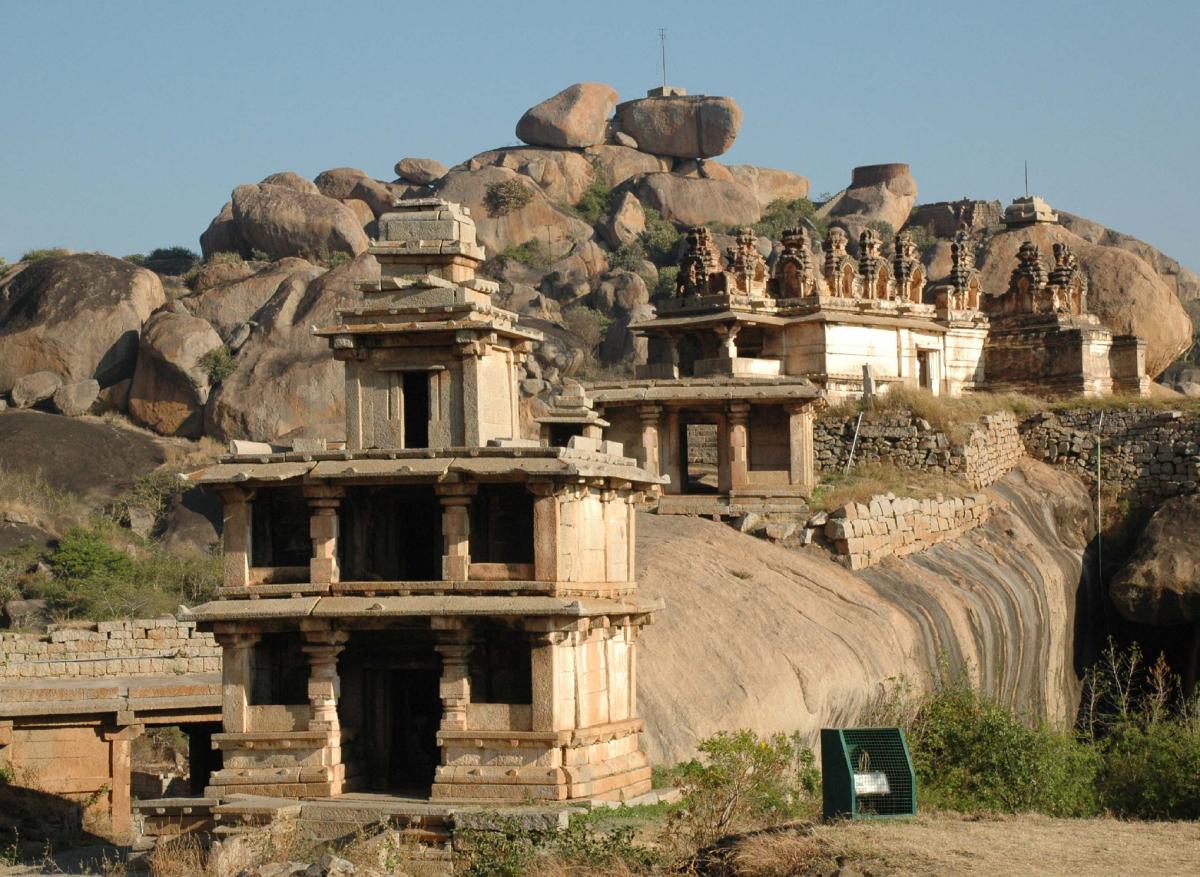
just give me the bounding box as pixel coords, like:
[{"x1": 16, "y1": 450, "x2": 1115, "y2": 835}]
[
  {"x1": 218, "y1": 487, "x2": 254, "y2": 588},
  {"x1": 727, "y1": 402, "x2": 750, "y2": 490},
  {"x1": 214, "y1": 627, "x2": 260, "y2": 733},
  {"x1": 433, "y1": 621, "x2": 472, "y2": 731},
  {"x1": 716, "y1": 324, "x2": 741, "y2": 360},
  {"x1": 458, "y1": 340, "x2": 485, "y2": 446},
  {"x1": 716, "y1": 412, "x2": 731, "y2": 494},
  {"x1": 301, "y1": 625, "x2": 349, "y2": 732},
  {"x1": 305, "y1": 485, "x2": 344, "y2": 585},
  {"x1": 102, "y1": 723, "x2": 144, "y2": 842},
  {"x1": 436, "y1": 481, "x2": 476, "y2": 581},
  {"x1": 531, "y1": 631, "x2": 573, "y2": 732},
  {"x1": 664, "y1": 409, "x2": 682, "y2": 494},
  {"x1": 637, "y1": 403, "x2": 662, "y2": 477},
  {"x1": 529, "y1": 481, "x2": 560, "y2": 582},
  {"x1": 786, "y1": 401, "x2": 815, "y2": 494}
]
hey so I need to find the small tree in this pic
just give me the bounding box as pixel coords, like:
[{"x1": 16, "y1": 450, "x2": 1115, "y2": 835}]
[
  {"x1": 199, "y1": 347, "x2": 237, "y2": 385},
  {"x1": 484, "y1": 179, "x2": 534, "y2": 216}
]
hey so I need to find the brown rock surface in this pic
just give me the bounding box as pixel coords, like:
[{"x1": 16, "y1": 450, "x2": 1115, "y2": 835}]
[
  {"x1": 727, "y1": 165, "x2": 812, "y2": 209},
  {"x1": 515, "y1": 82, "x2": 618, "y2": 149},
  {"x1": 259, "y1": 171, "x2": 319, "y2": 195},
  {"x1": 976, "y1": 224, "x2": 1191, "y2": 376},
  {"x1": 1110, "y1": 495, "x2": 1200, "y2": 625},
  {"x1": 10, "y1": 371, "x2": 61, "y2": 409},
  {"x1": 128, "y1": 311, "x2": 224, "y2": 437},
  {"x1": 673, "y1": 159, "x2": 734, "y2": 182},
  {"x1": 198, "y1": 200, "x2": 243, "y2": 258},
  {"x1": 347, "y1": 177, "x2": 414, "y2": 218},
  {"x1": 582, "y1": 145, "x2": 671, "y2": 187},
  {"x1": 341, "y1": 197, "x2": 375, "y2": 230},
  {"x1": 203, "y1": 254, "x2": 378, "y2": 442},
  {"x1": 613, "y1": 94, "x2": 743, "y2": 159},
  {"x1": 230, "y1": 183, "x2": 369, "y2": 261},
  {"x1": 178, "y1": 257, "x2": 322, "y2": 340},
  {"x1": 601, "y1": 191, "x2": 646, "y2": 249},
  {"x1": 0, "y1": 254, "x2": 165, "y2": 393},
  {"x1": 631, "y1": 173, "x2": 761, "y2": 228},
  {"x1": 313, "y1": 167, "x2": 371, "y2": 200},
  {"x1": 637, "y1": 460, "x2": 1090, "y2": 762},
  {"x1": 50, "y1": 379, "x2": 100, "y2": 417},
  {"x1": 828, "y1": 163, "x2": 918, "y2": 232},
  {"x1": 393, "y1": 156, "x2": 448, "y2": 185},
  {"x1": 467, "y1": 147, "x2": 596, "y2": 205}
]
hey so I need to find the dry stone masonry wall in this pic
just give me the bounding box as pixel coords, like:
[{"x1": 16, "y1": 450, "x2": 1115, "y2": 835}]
[
  {"x1": 816, "y1": 410, "x2": 1022, "y2": 489},
  {"x1": 1020, "y1": 408, "x2": 1200, "y2": 506},
  {"x1": 824, "y1": 492, "x2": 991, "y2": 570},
  {"x1": 0, "y1": 617, "x2": 219, "y2": 680}
]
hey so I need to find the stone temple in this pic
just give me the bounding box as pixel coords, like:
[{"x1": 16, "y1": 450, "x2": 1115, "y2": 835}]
[{"x1": 185, "y1": 199, "x2": 663, "y2": 804}]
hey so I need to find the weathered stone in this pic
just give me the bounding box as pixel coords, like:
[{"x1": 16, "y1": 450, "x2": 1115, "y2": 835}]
[
  {"x1": 51, "y1": 379, "x2": 100, "y2": 417},
  {"x1": 347, "y1": 177, "x2": 414, "y2": 218},
  {"x1": 727, "y1": 165, "x2": 812, "y2": 209},
  {"x1": 591, "y1": 270, "x2": 649, "y2": 314},
  {"x1": 10, "y1": 371, "x2": 61, "y2": 409},
  {"x1": 515, "y1": 82, "x2": 618, "y2": 148},
  {"x1": 340, "y1": 198, "x2": 375, "y2": 230},
  {"x1": 128, "y1": 311, "x2": 224, "y2": 437},
  {"x1": 259, "y1": 171, "x2": 319, "y2": 195},
  {"x1": 827, "y1": 163, "x2": 918, "y2": 234},
  {"x1": 613, "y1": 94, "x2": 743, "y2": 158},
  {"x1": 179, "y1": 257, "x2": 323, "y2": 340},
  {"x1": 312, "y1": 167, "x2": 371, "y2": 200},
  {"x1": 1111, "y1": 494, "x2": 1200, "y2": 625},
  {"x1": 0, "y1": 254, "x2": 165, "y2": 393},
  {"x1": 631, "y1": 173, "x2": 760, "y2": 228},
  {"x1": 231, "y1": 184, "x2": 369, "y2": 260},
  {"x1": 582, "y1": 145, "x2": 671, "y2": 187},
  {"x1": 672, "y1": 159, "x2": 734, "y2": 182},
  {"x1": 393, "y1": 156, "x2": 448, "y2": 185},
  {"x1": 601, "y1": 191, "x2": 646, "y2": 249},
  {"x1": 467, "y1": 146, "x2": 596, "y2": 205},
  {"x1": 199, "y1": 201, "x2": 244, "y2": 259}
]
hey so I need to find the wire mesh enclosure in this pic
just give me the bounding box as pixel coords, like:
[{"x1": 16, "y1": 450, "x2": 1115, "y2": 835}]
[{"x1": 821, "y1": 727, "x2": 916, "y2": 819}]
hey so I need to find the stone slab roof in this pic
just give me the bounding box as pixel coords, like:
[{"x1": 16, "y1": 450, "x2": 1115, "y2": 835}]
[
  {"x1": 585, "y1": 377, "x2": 822, "y2": 405},
  {"x1": 0, "y1": 673, "x2": 221, "y2": 718}
]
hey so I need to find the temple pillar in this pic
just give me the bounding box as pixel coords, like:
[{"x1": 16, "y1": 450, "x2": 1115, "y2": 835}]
[
  {"x1": 437, "y1": 482, "x2": 476, "y2": 580},
  {"x1": 529, "y1": 481, "x2": 560, "y2": 582},
  {"x1": 787, "y1": 402, "x2": 815, "y2": 494},
  {"x1": 218, "y1": 488, "x2": 253, "y2": 588},
  {"x1": 305, "y1": 485, "x2": 343, "y2": 585},
  {"x1": 301, "y1": 625, "x2": 349, "y2": 732},
  {"x1": 637, "y1": 404, "x2": 662, "y2": 477},
  {"x1": 433, "y1": 620, "x2": 471, "y2": 731},
  {"x1": 531, "y1": 631, "x2": 574, "y2": 732},
  {"x1": 716, "y1": 325, "x2": 741, "y2": 361},
  {"x1": 664, "y1": 409, "x2": 682, "y2": 494},
  {"x1": 727, "y1": 402, "x2": 750, "y2": 491},
  {"x1": 215, "y1": 627, "x2": 260, "y2": 733},
  {"x1": 102, "y1": 723, "x2": 144, "y2": 842},
  {"x1": 716, "y1": 412, "x2": 731, "y2": 494},
  {"x1": 459, "y1": 342, "x2": 485, "y2": 446}
]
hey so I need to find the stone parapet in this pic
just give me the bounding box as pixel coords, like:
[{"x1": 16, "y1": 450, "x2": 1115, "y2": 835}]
[
  {"x1": 824, "y1": 492, "x2": 991, "y2": 570},
  {"x1": 0, "y1": 617, "x2": 220, "y2": 680}
]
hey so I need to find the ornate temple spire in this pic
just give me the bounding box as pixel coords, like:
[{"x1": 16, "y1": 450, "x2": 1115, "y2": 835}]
[
  {"x1": 891, "y1": 231, "x2": 926, "y2": 304},
  {"x1": 772, "y1": 226, "x2": 815, "y2": 298},
  {"x1": 821, "y1": 227, "x2": 854, "y2": 297}
]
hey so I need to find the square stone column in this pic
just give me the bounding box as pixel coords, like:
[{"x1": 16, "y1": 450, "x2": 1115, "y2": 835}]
[
  {"x1": 786, "y1": 401, "x2": 815, "y2": 494},
  {"x1": 432, "y1": 620, "x2": 471, "y2": 732},
  {"x1": 727, "y1": 402, "x2": 751, "y2": 491},
  {"x1": 218, "y1": 488, "x2": 254, "y2": 588},
  {"x1": 531, "y1": 631, "x2": 574, "y2": 732},
  {"x1": 529, "y1": 481, "x2": 560, "y2": 582},
  {"x1": 214, "y1": 627, "x2": 260, "y2": 733},
  {"x1": 637, "y1": 403, "x2": 662, "y2": 477},
  {"x1": 301, "y1": 625, "x2": 349, "y2": 732},
  {"x1": 716, "y1": 412, "x2": 731, "y2": 494},
  {"x1": 664, "y1": 409, "x2": 682, "y2": 494},
  {"x1": 102, "y1": 723, "x2": 144, "y2": 843},
  {"x1": 436, "y1": 482, "x2": 476, "y2": 580},
  {"x1": 305, "y1": 485, "x2": 344, "y2": 585}
]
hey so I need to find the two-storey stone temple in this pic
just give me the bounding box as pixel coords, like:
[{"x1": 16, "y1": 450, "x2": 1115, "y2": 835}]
[{"x1": 185, "y1": 199, "x2": 664, "y2": 803}]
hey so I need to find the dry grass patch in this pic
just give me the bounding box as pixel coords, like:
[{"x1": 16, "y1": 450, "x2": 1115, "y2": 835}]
[
  {"x1": 822, "y1": 387, "x2": 1043, "y2": 438},
  {"x1": 809, "y1": 463, "x2": 970, "y2": 512}
]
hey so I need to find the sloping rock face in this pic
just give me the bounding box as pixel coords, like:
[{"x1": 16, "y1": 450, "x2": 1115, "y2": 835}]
[
  {"x1": 203, "y1": 254, "x2": 378, "y2": 442},
  {"x1": 631, "y1": 172, "x2": 761, "y2": 227},
  {"x1": 727, "y1": 165, "x2": 811, "y2": 209},
  {"x1": 613, "y1": 94, "x2": 742, "y2": 158},
  {"x1": 179, "y1": 258, "x2": 322, "y2": 340},
  {"x1": 230, "y1": 183, "x2": 369, "y2": 261},
  {"x1": 128, "y1": 311, "x2": 224, "y2": 437},
  {"x1": 516, "y1": 82, "x2": 618, "y2": 148},
  {"x1": 1110, "y1": 495, "x2": 1200, "y2": 625},
  {"x1": 466, "y1": 147, "x2": 596, "y2": 204},
  {"x1": 828, "y1": 163, "x2": 918, "y2": 233},
  {"x1": 976, "y1": 223, "x2": 1192, "y2": 377},
  {"x1": 0, "y1": 254, "x2": 165, "y2": 393},
  {"x1": 581, "y1": 145, "x2": 671, "y2": 187},
  {"x1": 637, "y1": 460, "x2": 1093, "y2": 763}
]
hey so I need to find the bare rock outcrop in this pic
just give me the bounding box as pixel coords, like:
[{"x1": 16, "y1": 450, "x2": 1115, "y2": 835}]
[
  {"x1": 637, "y1": 460, "x2": 1092, "y2": 762},
  {"x1": 10, "y1": 371, "x2": 61, "y2": 409},
  {"x1": 230, "y1": 183, "x2": 369, "y2": 261},
  {"x1": 128, "y1": 311, "x2": 224, "y2": 437},
  {"x1": 581, "y1": 145, "x2": 671, "y2": 187},
  {"x1": 178, "y1": 257, "x2": 323, "y2": 340},
  {"x1": 313, "y1": 167, "x2": 371, "y2": 200},
  {"x1": 203, "y1": 254, "x2": 378, "y2": 442},
  {"x1": 516, "y1": 82, "x2": 618, "y2": 149},
  {"x1": 601, "y1": 191, "x2": 646, "y2": 249},
  {"x1": 613, "y1": 94, "x2": 743, "y2": 158},
  {"x1": 393, "y1": 157, "x2": 448, "y2": 185},
  {"x1": 258, "y1": 171, "x2": 319, "y2": 195},
  {"x1": 51, "y1": 379, "x2": 99, "y2": 417},
  {"x1": 1110, "y1": 494, "x2": 1200, "y2": 626},
  {"x1": 826, "y1": 163, "x2": 918, "y2": 233},
  {"x1": 466, "y1": 147, "x2": 596, "y2": 204},
  {"x1": 630, "y1": 172, "x2": 761, "y2": 228},
  {"x1": 976, "y1": 223, "x2": 1192, "y2": 377},
  {"x1": 0, "y1": 254, "x2": 165, "y2": 393},
  {"x1": 727, "y1": 165, "x2": 811, "y2": 208}
]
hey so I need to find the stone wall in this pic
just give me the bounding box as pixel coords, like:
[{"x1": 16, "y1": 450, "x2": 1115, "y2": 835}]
[
  {"x1": 1019, "y1": 408, "x2": 1200, "y2": 506},
  {"x1": 824, "y1": 492, "x2": 991, "y2": 570},
  {"x1": 0, "y1": 618, "x2": 219, "y2": 680},
  {"x1": 816, "y1": 410, "x2": 1022, "y2": 488}
]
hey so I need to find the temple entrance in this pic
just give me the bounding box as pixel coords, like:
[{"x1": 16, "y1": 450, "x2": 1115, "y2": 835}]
[
  {"x1": 917, "y1": 350, "x2": 931, "y2": 390},
  {"x1": 402, "y1": 371, "x2": 430, "y2": 448},
  {"x1": 681, "y1": 422, "x2": 719, "y2": 493}
]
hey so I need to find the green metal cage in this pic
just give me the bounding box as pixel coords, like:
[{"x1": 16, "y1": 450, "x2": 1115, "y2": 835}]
[{"x1": 821, "y1": 727, "x2": 916, "y2": 820}]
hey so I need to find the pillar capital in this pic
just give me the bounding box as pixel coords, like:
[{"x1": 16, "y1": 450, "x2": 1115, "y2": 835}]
[
  {"x1": 636, "y1": 403, "x2": 662, "y2": 423},
  {"x1": 727, "y1": 401, "x2": 751, "y2": 422}
]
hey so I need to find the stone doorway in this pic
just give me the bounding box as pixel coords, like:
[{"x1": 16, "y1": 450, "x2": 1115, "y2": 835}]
[{"x1": 681, "y1": 422, "x2": 719, "y2": 493}]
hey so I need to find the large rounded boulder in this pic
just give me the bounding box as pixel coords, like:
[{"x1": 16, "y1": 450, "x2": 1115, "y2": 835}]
[
  {"x1": 0, "y1": 254, "x2": 165, "y2": 393},
  {"x1": 612, "y1": 94, "x2": 742, "y2": 158},
  {"x1": 1110, "y1": 495, "x2": 1200, "y2": 625},
  {"x1": 515, "y1": 82, "x2": 619, "y2": 149},
  {"x1": 827, "y1": 163, "x2": 918, "y2": 232},
  {"x1": 230, "y1": 183, "x2": 369, "y2": 261},
  {"x1": 178, "y1": 257, "x2": 323, "y2": 340},
  {"x1": 128, "y1": 311, "x2": 224, "y2": 437},
  {"x1": 976, "y1": 223, "x2": 1192, "y2": 377},
  {"x1": 581, "y1": 145, "x2": 671, "y2": 187},
  {"x1": 727, "y1": 165, "x2": 812, "y2": 209},
  {"x1": 631, "y1": 172, "x2": 761, "y2": 228},
  {"x1": 466, "y1": 147, "x2": 596, "y2": 205},
  {"x1": 204, "y1": 254, "x2": 379, "y2": 442}
]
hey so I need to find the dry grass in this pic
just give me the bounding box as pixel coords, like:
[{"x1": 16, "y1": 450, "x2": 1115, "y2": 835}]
[
  {"x1": 146, "y1": 833, "x2": 209, "y2": 877},
  {"x1": 809, "y1": 462, "x2": 970, "y2": 512},
  {"x1": 822, "y1": 387, "x2": 1044, "y2": 438},
  {"x1": 0, "y1": 465, "x2": 87, "y2": 527}
]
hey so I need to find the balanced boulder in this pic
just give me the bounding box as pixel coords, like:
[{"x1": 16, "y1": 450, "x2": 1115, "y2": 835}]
[
  {"x1": 313, "y1": 167, "x2": 371, "y2": 200},
  {"x1": 128, "y1": 311, "x2": 224, "y2": 437},
  {"x1": 0, "y1": 254, "x2": 165, "y2": 392},
  {"x1": 394, "y1": 157, "x2": 448, "y2": 185},
  {"x1": 230, "y1": 183, "x2": 369, "y2": 261},
  {"x1": 515, "y1": 82, "x2": 618, "y2": 149},
  {"x1": 613, "y1": 94, "x2": 742, "y2": 158},
  {"x1": 258, "y1": 171, "x2": 319, "y2": 195},
  {"x1": 631, "y1": 173, "x2": 761, "y2": 228}
]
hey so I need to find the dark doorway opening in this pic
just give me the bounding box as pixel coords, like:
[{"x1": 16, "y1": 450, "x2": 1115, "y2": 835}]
[
  {"x1": 917, "y1": 351, "x2": 932, "y2": 391},
  {"x1": 251, "y1": 486, "x2": 310, "y2": 568},
  {"x1": 548, "y1": 423, "x2": 581, "y2": 448},
  {"x1": 470, "y1": 484, "x2": 534, "y2": 563},
  {"x1": 402, "y1": 371, "x2": 430, "y2": 448},
  {"x1": 339, "y1": 485, "x2": 442, "y2": 581}
]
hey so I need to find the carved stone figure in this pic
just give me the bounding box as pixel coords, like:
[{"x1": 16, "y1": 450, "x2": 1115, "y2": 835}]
[
  {"x1": 1007, "y1": 241, "x2": 1047, "y2": 314},
  {"x1": 729, "y1": 227, "x2": 767, "y2": 297}
]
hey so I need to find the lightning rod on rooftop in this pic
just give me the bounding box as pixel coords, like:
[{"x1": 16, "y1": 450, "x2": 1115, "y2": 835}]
[
  {"x1": 659, "y1": 28, "x2": 667, "y2": 89},
  {"x1": 1024, "y1": 160, "x2": 1029, "y2": 197}
]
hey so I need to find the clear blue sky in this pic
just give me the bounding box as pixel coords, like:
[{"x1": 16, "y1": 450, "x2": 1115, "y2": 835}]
[{"x1": 2, "y1": 0, "x2": 1196, "y2": 271}]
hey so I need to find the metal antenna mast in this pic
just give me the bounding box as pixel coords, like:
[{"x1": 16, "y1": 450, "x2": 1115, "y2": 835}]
[
  {"x1": 658, "y1": 28, "x2": 667, "y2": 89},
  {"x1": 1024, "y1": 160, "x2": 1029, "y2": 197}
]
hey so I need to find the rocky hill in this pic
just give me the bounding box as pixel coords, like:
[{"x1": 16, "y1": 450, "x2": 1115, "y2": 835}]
[{"x1": 1, "y1": 80, "x2": 1196, "y2": 440}]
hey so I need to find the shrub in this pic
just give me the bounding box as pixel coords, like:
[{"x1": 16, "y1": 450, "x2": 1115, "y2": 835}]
[
  {"x1": 21, "y1": 247, "x2": 69, "y2": 262},
  {"x1": 123, "y1": 253, "x2": 147, "y2": 265},
  {"x1": 609, "y1": 241, "x2": 647, "y2": 272},
  {"x1": 670, "y1": 730, "x2": 820, "y2": 846},
  {"x1": 497, "y1": 239, "x2": 553, "y2": 270},
  {"x1": 903, "y1": 225, "x2": 938, "y2": 252},
  {"x1": 638, "y1": 207, "x2": 681, "y2": 265},
  {"x1": 562, "y1": 305, "x2": 611, "y2": 352},
  {"x1": 323, "y1": 250, "x2": 352, "y2": 268},
  {"x1": 249, "y1": 248, "x2": 271, "y2": 262},
  {"x1": 207, "y1": 251, "x2": 244, "y2": 266},
  {"x1": 1096, "y1": 720, "x2": 1200, "y2": 819},
  {"x1": 50, "y1": 526, "x2": 134, "y2": 584},
  {"x1": 147, "y1": 246, "x2": 200, "y2": 261},
  {"x1": 198, "y1": 346, "x2": 237, "y2": 385},
  {"x1": 652, "y1": 265, "x2": 679, "y2": 302},
  {"x1": 484, "y1": 179, "x2": 534, "y2": 216},
  {"x1": 455, "y1": 814, "x2": 659, "y2": 877},
  {"x1": 573, "y1": 179, "x2": 614, "y2": 224},
  {"x1": 753, "y1": 198, "x2": 829, "y2": 240},
  {"x1": 866, "y1": 219, "x2": 896, "y2": 243}
]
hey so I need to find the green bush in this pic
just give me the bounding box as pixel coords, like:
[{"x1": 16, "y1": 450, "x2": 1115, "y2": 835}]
[
  {"x1": 207, "y1": 251, "x2": 244, "y2": 266},
  {"x1": 903, "y1": 225, "x2": 938, "y2": 252},
  {"x1": 670, "y1": 729, "x2": 820, "y2": 845},
  {"x1": 1097, "y1": 720, "x2": 1200, "y2": 819},
  {"x1": 638, "y1": 207, "x2": 681, "y2": 265},
  {"x1": 123, "y1": 253, "x2": 147, "y2": 265},
  {"x1": 198, "y1": 347, "x2": 237, "y2": 385},
  {"x1": 609, "y1": 241, "x2": 647, "y2": 272},
  {"x1": 866, "y1": 219, "x2": 896, "y2": 243},
  {"x1": 455, "y1": 815, "x2": 659, "y2": 877},
  {"x1": 484, "y1": 179, "x2": 534, "y2": 216},
  {"x1": 21, "y1": 247, "x2": 69, "y2": 262},
  {"x1": 147, "y1": 246, "x2": 199, "y2": 261},
  {"x1": 652, "y1": 265, "x2": 679, "y2": 302},
  {"x1": 562, "y1": 305, "x2": 611, "y2": 352},
  {"x1": 497, "y1": 239, "x2": 553, "y2": 270},
  {"x1": 50, "y1": 526, "x2": 134, "y2": 583},
  {"x1": 249, "y1": 248, "x2": 271, "y2": 262},
  {"x1": 752, "y1": 198, "x2": 829, "y2": 240},
  {"x1": 909, "y1": 678, "x2": 1099, "y2": 817},
  {"x1": 573, "y1": 179, "x2": 614, "y2": 224}
]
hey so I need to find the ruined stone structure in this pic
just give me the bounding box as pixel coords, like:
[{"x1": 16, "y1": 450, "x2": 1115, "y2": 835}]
[{"x1": 183, "y1": 199, "x2": 663, "y2": 806}]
